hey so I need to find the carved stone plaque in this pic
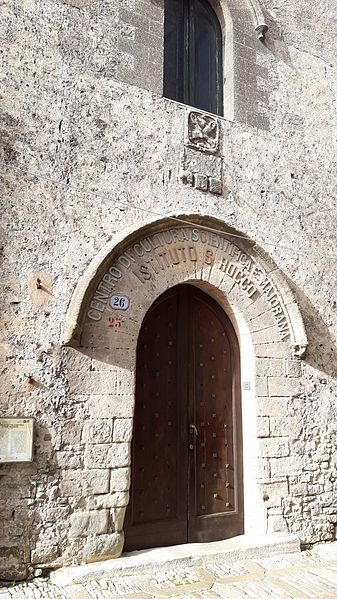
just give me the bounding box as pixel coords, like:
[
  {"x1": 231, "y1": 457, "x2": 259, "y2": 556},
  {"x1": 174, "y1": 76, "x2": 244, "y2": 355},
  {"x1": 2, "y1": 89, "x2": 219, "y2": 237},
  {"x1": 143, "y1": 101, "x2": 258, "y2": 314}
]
[
  {"x1": 0, "y1": 418, "x2": 34, "y2": 463},
  {"x1": 187, "y1": 111, "x2": 220, "y2": 154}
]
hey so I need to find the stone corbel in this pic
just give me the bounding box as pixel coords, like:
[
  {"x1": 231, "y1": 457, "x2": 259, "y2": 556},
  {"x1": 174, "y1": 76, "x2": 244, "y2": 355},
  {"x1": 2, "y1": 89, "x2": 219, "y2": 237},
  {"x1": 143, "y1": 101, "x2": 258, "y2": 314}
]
[{"x1": 247, "y1": 0, "x2": 268, "y2": 40}]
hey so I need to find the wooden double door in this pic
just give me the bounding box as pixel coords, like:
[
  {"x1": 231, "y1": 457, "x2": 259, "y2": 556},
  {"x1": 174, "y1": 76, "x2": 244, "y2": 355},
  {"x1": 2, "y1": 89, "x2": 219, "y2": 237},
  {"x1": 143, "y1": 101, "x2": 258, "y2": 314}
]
[{"x1": 124, "y1": 284, "x2": 243, "y2": 551}]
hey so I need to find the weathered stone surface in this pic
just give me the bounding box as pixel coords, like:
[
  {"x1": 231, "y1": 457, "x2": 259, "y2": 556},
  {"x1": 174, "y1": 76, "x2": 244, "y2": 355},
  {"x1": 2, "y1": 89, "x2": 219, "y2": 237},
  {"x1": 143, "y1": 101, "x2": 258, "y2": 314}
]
[
  {"x1": 259, "y1": 481, "x2": 289, "y2": 507},
  {"x1": 87, "y1": 396, "x2": 134, "y2": 418},
  {"x1": 110, "y1": 468, "x2": 131, "y2": 491},
  {"x1": 113, "y1": 419, "x2": 133, "y2": 442},
  {"x1": 257, "y1": 397, "x2": 289, "y2": 418},
  {"x1": 256, "y1": 416, "x2": 270, "y2": 438},
  {"x1": 84, "y1": 443, "x2": 130, "y2": 469},
  {"x1": 255, "y1": 358, "x2": 285, "y2": 378},
  {"x1": 270, "y1": 457, "x2": 303, "y2": 479},
  {"x1": 269, "y1": 416, "x2": 303, "y2": 437},
  {"x1": 1, "y1": 0, "x2": 337, "y2": 579},
  {"x1": 268, "y1": 377, "x2": 302, "y2": 397},
  {"x1": 68, "y1": 372, "x2": 118, "y2": 395},
  {"x1": 82, "y1": 420, "x2": 114, "y2": 444},
  {"x1": 60, "y1": 469, "x2": 110, "y2": 496},
  {"x1": 82, "y1": 532, "x2": 124, "y2": 563},
  {"x1": 69, "y1": 510, "x2": 109, "y2": 538},
  {"x1": 259, "y1": 438, "x2": 290, "y2": 458},
  {"x1": 111, "y1": 506, "x2": 126, "y2": 532},
  {"x1": 31, "y1": 543, "x2": 59, "y2": 565}
]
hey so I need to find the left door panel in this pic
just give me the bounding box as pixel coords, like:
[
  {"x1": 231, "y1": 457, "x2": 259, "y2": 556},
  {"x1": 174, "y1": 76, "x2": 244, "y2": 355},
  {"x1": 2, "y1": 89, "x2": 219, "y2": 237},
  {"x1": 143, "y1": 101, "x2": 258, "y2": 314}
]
[{"x1": 124, "y1": 288, "x2": 188, "y2": 551}]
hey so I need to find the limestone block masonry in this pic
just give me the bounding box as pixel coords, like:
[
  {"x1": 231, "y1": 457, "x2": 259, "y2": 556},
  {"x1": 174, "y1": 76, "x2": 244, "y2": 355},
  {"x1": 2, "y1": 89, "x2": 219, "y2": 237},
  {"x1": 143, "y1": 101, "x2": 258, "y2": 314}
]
[{"x1": 1, "y1": 0, "x2": 337, "y2": 582}]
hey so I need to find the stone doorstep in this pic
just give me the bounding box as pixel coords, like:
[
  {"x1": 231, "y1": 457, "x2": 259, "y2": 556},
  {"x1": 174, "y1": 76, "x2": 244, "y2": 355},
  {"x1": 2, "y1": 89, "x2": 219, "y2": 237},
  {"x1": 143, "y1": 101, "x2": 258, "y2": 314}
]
[{"x1": 51, "y1": 534, "x2": 300, "y2": 588}]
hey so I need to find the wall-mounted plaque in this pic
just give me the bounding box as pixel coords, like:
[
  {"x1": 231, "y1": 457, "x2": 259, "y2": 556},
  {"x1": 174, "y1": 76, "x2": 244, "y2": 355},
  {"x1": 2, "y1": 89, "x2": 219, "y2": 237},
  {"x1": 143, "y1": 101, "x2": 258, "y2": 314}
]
[
  {"x1": 0, "y1": 418, "x2": 34, "y2": 463},
  {"x1": 109, "y1": 294, "x2": 130, "y2": 311}
]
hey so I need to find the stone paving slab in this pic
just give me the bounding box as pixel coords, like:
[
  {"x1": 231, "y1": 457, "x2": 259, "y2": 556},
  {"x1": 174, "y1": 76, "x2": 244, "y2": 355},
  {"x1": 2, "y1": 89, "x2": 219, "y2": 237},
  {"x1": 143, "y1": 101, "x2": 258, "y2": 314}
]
[{"x1": 1, "y1": 543, "x2": 337, "y2": 598}]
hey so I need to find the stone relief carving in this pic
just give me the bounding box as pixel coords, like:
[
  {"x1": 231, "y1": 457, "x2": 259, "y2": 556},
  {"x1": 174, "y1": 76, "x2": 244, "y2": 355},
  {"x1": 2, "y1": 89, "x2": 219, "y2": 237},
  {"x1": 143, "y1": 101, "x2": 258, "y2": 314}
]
[
  {"x1": 292, "y1": 343, "x2": 307, "y2": 359},
  {"x1": 181, "y1": 110, "x2": 223, "y2": 195},
  {"x1": 187, "y1": 111, "x2": 220, "y2": 154}
]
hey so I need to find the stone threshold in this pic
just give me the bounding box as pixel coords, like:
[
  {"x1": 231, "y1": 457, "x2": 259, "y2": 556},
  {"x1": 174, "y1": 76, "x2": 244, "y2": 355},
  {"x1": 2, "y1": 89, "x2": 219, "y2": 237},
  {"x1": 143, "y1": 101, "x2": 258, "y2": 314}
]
[{"x1": 51, "y1": 534, "x2": 300, "y2": 587}]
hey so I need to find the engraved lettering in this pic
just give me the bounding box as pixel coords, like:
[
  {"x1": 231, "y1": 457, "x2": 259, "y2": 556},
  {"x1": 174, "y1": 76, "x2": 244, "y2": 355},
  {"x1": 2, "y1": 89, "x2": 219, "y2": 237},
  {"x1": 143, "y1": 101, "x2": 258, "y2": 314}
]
[
  {"x1": 162, "y1": 230, "x2": 173, "y2": 244},
  {"x1": 86, "y1": 227, "x2": 291, "y2": 345},
  {"x1": 247, "y1": 285, "x2": 258, "y2": 299},
  {"x1": 269, "y1": 295, "x2": 279, "y2": 307},
  {"x1": 108, "y1": 266, "x2": 122, "y2": 279},
  {"x1": 178, "y1": 247, "x2": 187, "y2": 262},
  {"x1": 103, "y1": 273, "x2": 116, "y2": 286},
  {"x1": 90, "y1": 299, "x2": 106, "y2": 312},
  {"x1": 219, "y1": 256, "x2": 229, "y2": 272},
  {"x1": 140, "y1": 238, "x2": 152, "y2": 252},
  {"x1": 227, "y1": 263, "x2": 237, "y2": 277},
  {"x1": 149, "y1": 234, "x2": 162, "y2": 249},
  {"x1": 88, "y1": 309, "x2": 102, "y2": 321},
  {"x1": 158, "y1": 252, "x2": 170, "y2": 267},
  {"x1": 251, "y1": 265, "x2": 262, "y2": 279},
  {"x1": 145, "y1": 257, "x2": 160, "y2": 274},
  {"x1": 204, "y1": 249, "x2": 214, "y2": 265},
  {"x1": 180, "y1": 229, "x2": 190, "y2": 242},
  {"x1": 188, "y1": 246, "x2": 197, "y2": 261},
  {"x1": 168, "y1": 248, "x2": 180, "y2": 265},
  {"x1": 132, "y1": 269, "x2": 144, "y2": 282},
  {"x1": 93, "y1": 290, "x2": 109, "y2": 304},
  {"x1": 218, "y1": 257, "x2": 258, "y2": 299},
  {"x1": 139, "y1": 265, "x2": 151, "y2": 280},
  {"x1": 134, "y1": 243, "x2": 144, "y2": 257},
  {"x1": 118, "y1": 251, "x2": 136, "y2": 268},
  {"x1": 241, "y1": 276, "x2": 249, "y2": 290},
  {"x1": 208, "y1": 232, "x2": 219, "y2": 248},
  {"x1": 98, "y1": 281, "x2": 114, "y2": 294},
  {"x1": 154, "y1": 254, "x2": 165, "y2": 270},
  {"x1": 192, "y1": 228, "x2": 199, "y2": 242},
  {"x1": 234, "y1": 270, "x2": 243, "y2": 283}
]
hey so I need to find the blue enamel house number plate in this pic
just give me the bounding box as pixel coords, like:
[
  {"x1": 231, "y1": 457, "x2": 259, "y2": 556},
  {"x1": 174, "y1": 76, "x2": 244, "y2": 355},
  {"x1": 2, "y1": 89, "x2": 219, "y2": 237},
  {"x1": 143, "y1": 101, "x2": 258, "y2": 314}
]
[{"x1": 109, "y1": 295, "x2": 130, "y2": 311}]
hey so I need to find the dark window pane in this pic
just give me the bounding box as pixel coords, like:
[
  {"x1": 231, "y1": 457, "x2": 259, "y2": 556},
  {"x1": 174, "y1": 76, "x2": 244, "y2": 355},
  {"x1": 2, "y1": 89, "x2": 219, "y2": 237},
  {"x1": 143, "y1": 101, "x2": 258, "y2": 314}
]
[
  {"x1": 163, "y1": 0, "x2": 185, "y2": 103},
  {"x1": 191, "y1": 0, "x2": 223, "y2": 115},
  {"x1": 164, "y1": 0, "x2": 223, "y2": 116}
]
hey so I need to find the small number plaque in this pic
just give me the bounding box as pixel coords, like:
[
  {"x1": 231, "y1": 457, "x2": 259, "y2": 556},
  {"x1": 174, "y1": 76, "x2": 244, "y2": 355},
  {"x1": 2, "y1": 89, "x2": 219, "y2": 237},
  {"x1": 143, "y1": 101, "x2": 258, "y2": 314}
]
[{"x1": 109, "y1": 294, "x2": 130, "y2": 311}]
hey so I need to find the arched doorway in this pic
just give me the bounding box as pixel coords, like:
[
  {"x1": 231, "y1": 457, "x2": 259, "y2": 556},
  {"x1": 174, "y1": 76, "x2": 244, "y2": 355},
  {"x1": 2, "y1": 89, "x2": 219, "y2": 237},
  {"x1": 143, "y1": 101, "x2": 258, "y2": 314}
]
[{"x1": 124, "y1": 284, "x2": 243, "y2": 551}]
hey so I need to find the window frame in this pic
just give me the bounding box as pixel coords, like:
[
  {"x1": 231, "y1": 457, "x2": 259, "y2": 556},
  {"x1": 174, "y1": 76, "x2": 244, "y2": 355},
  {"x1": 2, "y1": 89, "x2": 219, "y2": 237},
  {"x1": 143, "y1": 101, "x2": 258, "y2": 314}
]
[{"x1": 164, "y1": 0, "x2": 224, "y2": 117}]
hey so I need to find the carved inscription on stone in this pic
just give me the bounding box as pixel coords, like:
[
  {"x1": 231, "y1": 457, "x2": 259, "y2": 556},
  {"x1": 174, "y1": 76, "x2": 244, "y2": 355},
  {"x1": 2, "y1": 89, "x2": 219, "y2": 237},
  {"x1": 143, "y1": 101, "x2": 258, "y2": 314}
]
[
  {"x1": 86, "y1": 227, "x2": 291, "y2": 342},
  {"x1": 187, "y1": 112, "x2": 219, "y2": 154}
]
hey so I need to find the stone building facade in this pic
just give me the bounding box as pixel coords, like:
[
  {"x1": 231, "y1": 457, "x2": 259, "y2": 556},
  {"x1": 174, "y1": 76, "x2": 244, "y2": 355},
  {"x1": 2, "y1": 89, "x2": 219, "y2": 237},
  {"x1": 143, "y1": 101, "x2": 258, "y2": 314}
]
[{"x1": 1, "y1": 0, "x2": 337, "y2": 581}]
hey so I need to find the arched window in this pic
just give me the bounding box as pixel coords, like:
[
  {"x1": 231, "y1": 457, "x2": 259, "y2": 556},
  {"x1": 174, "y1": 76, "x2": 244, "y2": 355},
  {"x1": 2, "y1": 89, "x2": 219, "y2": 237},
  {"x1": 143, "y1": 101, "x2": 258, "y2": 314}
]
[{"x1": 164, "y1": 0, "x2": 223, "y2": 116}]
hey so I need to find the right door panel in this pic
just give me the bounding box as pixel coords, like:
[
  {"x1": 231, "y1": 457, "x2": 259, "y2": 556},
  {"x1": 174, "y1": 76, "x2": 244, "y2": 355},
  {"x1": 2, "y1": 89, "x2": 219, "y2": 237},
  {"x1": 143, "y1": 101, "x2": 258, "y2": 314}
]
[{"x1": 187, "y1": 286, "x2": 244, "y2": 542}]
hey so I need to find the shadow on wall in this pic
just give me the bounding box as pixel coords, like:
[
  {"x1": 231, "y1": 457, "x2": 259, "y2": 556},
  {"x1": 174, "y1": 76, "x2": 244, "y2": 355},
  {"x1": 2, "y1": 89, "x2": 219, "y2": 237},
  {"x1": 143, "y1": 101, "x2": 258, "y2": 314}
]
[
  {"x1": 288, "y1": 279, "x2": 337, "y2": 378},
  {"x1": 261, "y1": 9, "x2": 296, "y2": 70}
]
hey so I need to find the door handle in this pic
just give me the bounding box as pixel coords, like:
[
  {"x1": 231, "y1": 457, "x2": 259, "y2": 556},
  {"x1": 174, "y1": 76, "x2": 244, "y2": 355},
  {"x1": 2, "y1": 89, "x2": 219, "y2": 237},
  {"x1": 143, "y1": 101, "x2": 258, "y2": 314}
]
[{"x1": 189, "y1": 424, "x2": 198, "y2": 436}]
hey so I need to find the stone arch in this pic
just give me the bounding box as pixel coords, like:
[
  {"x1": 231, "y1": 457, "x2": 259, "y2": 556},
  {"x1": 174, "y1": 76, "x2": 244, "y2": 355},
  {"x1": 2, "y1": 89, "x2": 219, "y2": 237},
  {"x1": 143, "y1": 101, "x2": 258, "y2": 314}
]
[
  {"x1": 64, "y1": 215, "x2": 307, "y2": 358},
  {"x1": 63, "y1": 215, "x2": 308, "y2": 561}
]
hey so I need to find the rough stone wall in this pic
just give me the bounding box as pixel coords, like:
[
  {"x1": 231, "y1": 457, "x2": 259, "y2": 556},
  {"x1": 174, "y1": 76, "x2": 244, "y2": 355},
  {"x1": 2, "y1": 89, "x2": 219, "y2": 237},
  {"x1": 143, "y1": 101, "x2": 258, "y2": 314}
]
[{"x1": 1, "y1": 0, "x2": 337, "y2": 581}]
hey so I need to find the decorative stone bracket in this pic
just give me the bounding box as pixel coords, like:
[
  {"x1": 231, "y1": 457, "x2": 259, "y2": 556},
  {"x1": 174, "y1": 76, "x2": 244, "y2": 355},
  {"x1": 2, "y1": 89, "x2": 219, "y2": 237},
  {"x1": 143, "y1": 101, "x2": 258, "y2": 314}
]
[{"x1": 247, "y1": 0, "x2": 268, "y2": 40}]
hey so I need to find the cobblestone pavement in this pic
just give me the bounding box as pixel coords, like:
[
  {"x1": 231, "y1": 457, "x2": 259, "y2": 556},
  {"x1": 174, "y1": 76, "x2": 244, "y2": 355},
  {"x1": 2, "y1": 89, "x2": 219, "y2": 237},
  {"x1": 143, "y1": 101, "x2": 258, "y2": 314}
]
[{"x1": 1, "y1": 543, "x2": 337, "y2": 598}]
